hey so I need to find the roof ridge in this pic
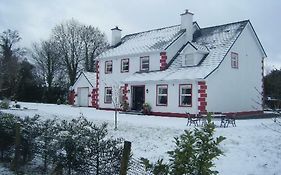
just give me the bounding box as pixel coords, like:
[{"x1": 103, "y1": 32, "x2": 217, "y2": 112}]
[
  {"x1": 200, "y1": 19, "x2": 249, "y2": 30},
  {"x1": 123, "y1": 24, "x2": 181, "y2": 38}
]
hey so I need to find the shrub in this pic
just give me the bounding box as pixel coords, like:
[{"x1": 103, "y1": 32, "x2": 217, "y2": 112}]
[
  {"x1": 168, "y1": 113, "x2": 225, "y2": 175},
  {"x1": 121, "y1": 101, "x2": 129, "y2": 111},
  {"x1": 0, "y1": 99, "x2": 10, "y2": 109},
  {"x1": 142, "y1": 103, "x2": 151, "y2": 114},
  {"x1": 56, "y1": 99, "x2": 61, "y2": 105}
]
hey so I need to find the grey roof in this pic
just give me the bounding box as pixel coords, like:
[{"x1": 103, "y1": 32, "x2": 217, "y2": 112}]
[
  {"x1": 98, "y1": 25, "x2": 185, "y2": 58},
  {"x1": 123, "y1": 20, "x2": 249, "y2": 83}
]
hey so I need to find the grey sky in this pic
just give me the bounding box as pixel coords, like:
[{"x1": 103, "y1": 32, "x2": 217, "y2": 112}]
[{"x1": 0, "y1": 0, "x2": 280, "y2": 71}]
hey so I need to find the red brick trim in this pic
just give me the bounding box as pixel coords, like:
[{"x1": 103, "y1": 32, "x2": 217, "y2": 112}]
[
  {"x1": 198, "y1": 81, "x2": 207, "y2": 113},
  {"x1": 160, "y1": 52, "x2": 167, "y2": 70},
  {"x1": 95, "y1": 61, "x2": 100, "y2": 109}
]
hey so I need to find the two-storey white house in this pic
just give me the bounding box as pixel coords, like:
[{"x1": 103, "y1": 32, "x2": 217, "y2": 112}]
[{"x1": 92, "y1": 10, "x2": 266, "y2": 117}]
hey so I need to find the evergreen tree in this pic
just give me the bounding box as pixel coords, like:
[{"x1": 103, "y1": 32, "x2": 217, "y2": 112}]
[{"x1": 168, "y1": 114, "x2": 225, "y2": 175}]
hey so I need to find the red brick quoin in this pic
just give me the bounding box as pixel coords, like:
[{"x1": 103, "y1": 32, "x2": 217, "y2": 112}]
[
  {"x1": 95, "y1": 60, "x2": 100, "y2": 109},
  {"x1": 198, "y1": 81, "x2": 207, "y2": 113},
  {"x1": 160, "y1": 52, "x2": 167, "y2": 70}
]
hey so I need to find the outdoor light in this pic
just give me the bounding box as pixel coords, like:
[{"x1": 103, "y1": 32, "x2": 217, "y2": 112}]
[
  {"x1": 127, "y1": 89, "x2": 130, "y2": 93},
  {"x1": 146, "y1": 89, "x2": 149, "y2": 93}
]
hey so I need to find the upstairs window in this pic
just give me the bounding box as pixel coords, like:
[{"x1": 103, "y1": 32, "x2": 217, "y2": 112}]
[
  {"x1": 140, "y1": 56, "x2": 149, "y2": 71},
  {"x1": 121, "y1": 59, "x2": 129, "y2": 73},
  {"x1": 179, "y1": 84, "x2": 192, "y2": 107},
  {"x1": 183, "y1": 53, "x2": 194, "y2": 66},
  {"x1": 105, "y1": 61, "x2": 113, "y2": 74},
  {"x1": 104, "y1": 87, "x2": 112, "y2": 103},
  {"x1": 231, "y1": 52, "x2": 239, "y2": 69},
  {"x1": 156, "y1": 85, "x2": 168, "y2": 106}
]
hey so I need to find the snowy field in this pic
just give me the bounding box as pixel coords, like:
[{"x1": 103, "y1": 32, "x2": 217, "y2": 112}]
[{"x1": 1, "y1": 102, "x2": 281, "y2": 175}]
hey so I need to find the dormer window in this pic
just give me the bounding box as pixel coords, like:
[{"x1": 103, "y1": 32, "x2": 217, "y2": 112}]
[
  {"x1": 105, "y1": 61, "x2": 113, "y2": 74},
  {"x1": 140, "y1": 56, "x2": 149, "y2": 71},
  {"x1": 183, "y1": 53, "x2": 194, "y2": 66}
]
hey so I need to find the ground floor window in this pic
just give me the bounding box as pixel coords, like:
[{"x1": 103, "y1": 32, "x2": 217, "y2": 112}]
[
  {"x1": 179, "y1": 84, "x2": 192, "y2": 107},
  {"x1": 156, "y1": 85, "x2": 168, "y2": 106},
  {"x1": 104, "y1": 87, "x2": 112, "y2": 103}
]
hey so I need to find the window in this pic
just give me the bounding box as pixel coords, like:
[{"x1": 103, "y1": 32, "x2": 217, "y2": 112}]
[
  {"x1": 231, "y1": 52, "x2": 238, "y2": 69},
  {"x1": 121, "y1": 59, "x2": 129, "y2": 73},
  {"x1": 183, "y1": 53, "x2": 194, "y2": 66},
  {"x1": 105, "y1": 61, "x2": 113, "y2": 74},
  {"x1": 140, "y1": 56, "x2": 149, "y2": 71},
  {"x1": 156, "y1": 85, "x2": 168, "y2": 106},
  {"x1": 179, "y1": 84, "x2": 192, "y2": 107},
  {"x1": 104, "y1": 87, "x2": 112, "y2": 103}
]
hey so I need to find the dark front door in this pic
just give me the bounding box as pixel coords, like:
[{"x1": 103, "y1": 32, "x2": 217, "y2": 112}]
[{"x1": 132, "y1": 86, "x2": 145, "y2": 111}]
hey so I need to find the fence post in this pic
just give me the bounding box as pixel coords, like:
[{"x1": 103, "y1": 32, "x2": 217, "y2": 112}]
[{"x1": 120, "y1": 141, "x2": 131, "y2": 175}]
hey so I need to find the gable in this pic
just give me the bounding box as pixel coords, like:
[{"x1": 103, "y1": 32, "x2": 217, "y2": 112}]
[{"x1": 72, "y1": 72, "x2": 96, "y2": 89}]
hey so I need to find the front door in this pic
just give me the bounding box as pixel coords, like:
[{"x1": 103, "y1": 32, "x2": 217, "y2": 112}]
[
  {"x1": 132, "y1": 86, "x2": 145, "y2": 111},
  {"x1": 78, "y1": 87, "x2": 89, "y2": 107}
]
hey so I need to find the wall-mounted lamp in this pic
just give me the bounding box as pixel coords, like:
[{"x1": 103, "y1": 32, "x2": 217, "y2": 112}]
[
  {"x1": 146, "y1": 89, "x2": 149, "y2": 93},
  {"x1": 127, "y1": 89, "x2": 130, "y2": 93}
]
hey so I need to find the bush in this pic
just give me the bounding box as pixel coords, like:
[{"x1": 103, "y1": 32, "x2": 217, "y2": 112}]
[
  {"x1": 56, "y1": 99, "x2": 61, "y2": 105},
  {"x1": 121, "y1": 101, "x2": 129, "y2": 111},
  {"x1": 142, "y1": 103, "x2": 151, "y2": 114},
  {"x1": 168, "y1": 113, "x2": 225, "y2": 175},
  {"x1": 0, "y1": 99, "x2": 10, "y2": 109}
]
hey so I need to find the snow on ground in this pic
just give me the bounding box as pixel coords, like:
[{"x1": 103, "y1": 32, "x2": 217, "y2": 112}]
[{"x1": 1, "y1": 102, "x2": 281, "y2": 175}]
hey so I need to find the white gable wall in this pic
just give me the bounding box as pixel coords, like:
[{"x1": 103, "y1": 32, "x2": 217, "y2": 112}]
[
  {"x1": 73, "y1": 74, "x2": 93, "y2": 106},
  {"x1": 206, "y1": 23, "x2": 264, "y2": 113}
]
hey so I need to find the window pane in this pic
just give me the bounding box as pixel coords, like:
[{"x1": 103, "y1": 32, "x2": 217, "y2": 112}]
[
  {"x1": 158, "y1": 96, "x2": 167, "y2": 105},
  {"x1": 159, "y1": 87, "x2": 167, "y2": 94},
  {"x1": 141, "y1": 57, "x2": 149, "y2": 70},
  {"x1": 181, "y1": 96, "x2": 191, "y2": 106},
  {"x1": 182, "y1": 88, "x2": 191, "y2": 95}
]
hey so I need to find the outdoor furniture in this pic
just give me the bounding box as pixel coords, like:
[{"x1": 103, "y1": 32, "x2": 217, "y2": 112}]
[
  {"x1": 201, "y1": 113, "x2": 236, "y2": 128},
  {"x1": 186, "y1": 113, "x2": 199, "y2": 126}
]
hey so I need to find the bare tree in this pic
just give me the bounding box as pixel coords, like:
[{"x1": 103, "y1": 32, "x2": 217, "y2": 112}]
[
  {"x1": 32, "y1": 39, "x2": 61, "y2": 90},
  {"x1": 52, "y1": 19, "x2": 84, "y2": 85},
  {"x1": 0, "y1": 29, "x2": 23, "y2": 98},
  {"x1": 80, "y1": 25, "x2": 108, "y2": 72}
]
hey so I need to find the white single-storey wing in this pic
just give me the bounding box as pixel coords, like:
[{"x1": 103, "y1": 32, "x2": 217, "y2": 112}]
[
  {"x1": 70, "y1": 71, "x2": 96, "y2": 107},
  {"x1": 94, "y1": 10, "x2": 266, "y2": 117}
]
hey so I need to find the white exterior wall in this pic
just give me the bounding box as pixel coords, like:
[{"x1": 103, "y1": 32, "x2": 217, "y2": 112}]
[
  {"x1": 72, "y1": 75, "x2": 93, "y2": 106},
  {"x1": 126, "y1": 80, "x2": 199, "y2": 114},
  {"x1": 206, "y1": 23, "x2": 264, "y2": 113},
  {"x1": 98, "y1": 52, "x2": 161, "y2": 109}
]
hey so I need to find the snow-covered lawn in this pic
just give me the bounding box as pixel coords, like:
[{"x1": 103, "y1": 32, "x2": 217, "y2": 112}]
[{"x1": 1, "y1": 102, "x2": 281, "y2": 175}]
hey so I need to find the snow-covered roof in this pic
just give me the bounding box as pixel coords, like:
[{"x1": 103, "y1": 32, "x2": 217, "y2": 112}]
[
  {"x1": 123, "y1": 20, "x2": 249, "y2": 83},
  {"x1": 73, "y1": 71, "x2": 96, "y2": 88},
  {"x1": 98, "y1": 25, "x2": 185, "y2": 58}
]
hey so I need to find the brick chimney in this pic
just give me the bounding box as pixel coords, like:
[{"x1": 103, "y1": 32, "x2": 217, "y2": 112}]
[
  {"x1": 180, "y1": 9, "x2": 194, "y2": 41},
  {"x1": 111, "y1": 26, "x2": 122, "y2": 46}
]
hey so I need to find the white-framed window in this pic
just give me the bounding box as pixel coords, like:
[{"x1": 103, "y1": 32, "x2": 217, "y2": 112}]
[
  {"x1": 121, "y1": 58, "x2": 129, "y2": 73},
  {"x1": 231, "y1": 52, "x2": 239, "y2": 69},
  {"x1": 182, "y1": 53, "x2": 194, "y2": 66},
  {"x1": 140, "y1": 56, "x2": 149, "y2": 71},
  {"x1": 179, "y1": 84, "x2": 192, "y2": 107},
  {"x1": 156, "y1": 85, "x2": 168, "y2": 106},
  {"x1": 105, "y1": 60, "x2": 113, "y2": 74},
  {"x1": 104, "y1": 87, "x2": 112, "y2": 103}
]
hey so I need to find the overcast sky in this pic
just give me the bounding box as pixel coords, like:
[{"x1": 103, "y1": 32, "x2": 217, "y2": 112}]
[{"x1": 0, "y1": 0, "x2": 280, "y2": 71}]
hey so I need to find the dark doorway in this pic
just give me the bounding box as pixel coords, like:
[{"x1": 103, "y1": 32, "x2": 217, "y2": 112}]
[{"x1": 131, "y1": 86, "x2": 145, "y2": 111}]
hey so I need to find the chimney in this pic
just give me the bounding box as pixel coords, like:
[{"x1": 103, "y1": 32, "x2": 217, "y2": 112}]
[
  {"x1": 111, "y1": 26, "x2": 122, "y2": 46},
  {"x1": 180, "y1": 9, "x2": 194, "y2": 41}
]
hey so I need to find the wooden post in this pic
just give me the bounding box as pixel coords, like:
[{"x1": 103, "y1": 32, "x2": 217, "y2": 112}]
[{"x1": 119, "y1": 141, "x2": 131, "y2": 175}]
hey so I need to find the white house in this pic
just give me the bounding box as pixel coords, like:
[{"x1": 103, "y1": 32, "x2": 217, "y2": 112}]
[
  {"x1": 94, "y1": 10, "x2": 266, "y2": 117},
  {"x1": 71, "y1": 71, "x2": 96, "y2": 107}
]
